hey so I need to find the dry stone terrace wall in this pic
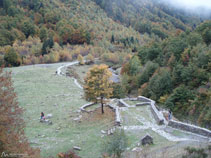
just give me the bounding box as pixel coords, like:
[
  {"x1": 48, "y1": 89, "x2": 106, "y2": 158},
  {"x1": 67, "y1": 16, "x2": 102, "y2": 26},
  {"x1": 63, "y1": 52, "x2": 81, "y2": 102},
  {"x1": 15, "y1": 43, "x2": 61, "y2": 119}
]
[
  {"x1": 80, "y1": 102, "x2": 95, "y2": 112},
  {"x1": 168, "y1": 120, "x2": 211, "y2": 138},
  {"x1": 119, "y1": 99, "x2": 131, "y2": 107},
  {"x1": 138, "y1": 96, "x2": 166, "y2": 125}
]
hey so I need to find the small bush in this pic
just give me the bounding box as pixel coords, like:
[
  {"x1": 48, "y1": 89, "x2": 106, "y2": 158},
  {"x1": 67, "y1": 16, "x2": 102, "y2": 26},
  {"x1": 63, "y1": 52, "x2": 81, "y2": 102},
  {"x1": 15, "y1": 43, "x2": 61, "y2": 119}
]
[{"x1": 4, "y1": 48, "x2": 21, "y2": 66}]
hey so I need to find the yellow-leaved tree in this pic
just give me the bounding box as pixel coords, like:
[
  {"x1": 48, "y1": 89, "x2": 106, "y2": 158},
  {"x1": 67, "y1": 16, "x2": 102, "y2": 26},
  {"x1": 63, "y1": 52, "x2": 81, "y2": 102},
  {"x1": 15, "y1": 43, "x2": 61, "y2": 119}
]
[
  {"x1": 77, "y1": 54, "x2": 85, "y2": 65},
  {"x1": 84, "y1": 64, "x2": 113, "y2": 114}
]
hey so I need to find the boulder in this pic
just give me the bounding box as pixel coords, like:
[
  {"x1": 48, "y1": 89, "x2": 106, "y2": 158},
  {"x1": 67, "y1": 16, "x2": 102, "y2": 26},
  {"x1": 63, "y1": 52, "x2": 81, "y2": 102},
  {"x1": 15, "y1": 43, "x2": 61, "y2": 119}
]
[
  {"x1": 73, "y1": 146, "x2": 81, "y2": 151},
  {"x1": 141, "y1": 135, "x2": 153, "y2": 146},
  {"x1": 101, "y1": 130, "x2": 106, "y2": 134}
]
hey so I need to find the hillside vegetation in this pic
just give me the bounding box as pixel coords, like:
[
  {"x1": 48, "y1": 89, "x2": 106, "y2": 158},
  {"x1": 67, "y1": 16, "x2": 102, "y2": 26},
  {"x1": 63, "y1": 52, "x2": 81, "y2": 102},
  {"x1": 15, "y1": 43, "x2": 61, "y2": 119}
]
[
  {"x1": 122, "y1": 21, "x2": 211, "y2": 128},
  {"x1": 0, "y1": 0, "x2": 203, "y2": 67}
]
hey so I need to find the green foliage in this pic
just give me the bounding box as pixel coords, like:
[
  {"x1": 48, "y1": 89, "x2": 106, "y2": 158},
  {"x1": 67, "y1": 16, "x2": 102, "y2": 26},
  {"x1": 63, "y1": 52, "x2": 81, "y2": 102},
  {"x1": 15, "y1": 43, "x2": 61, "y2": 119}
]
[
  {"x1": 4, "y1": 48, "x2": 21, "y2": 66},
  {"x1": 151, "y1": 28, "x2": 168, "y2": 39},
  {"x1": 164, "y1": 37, "x2": 188, "y2": 61},
  {"x1": 165, "y1": 85, "x2": 194, "y2": 117},
  {"x1": 187, "y1": 32, "x2": 203, "y2": 47},
  {"x1": 129, "y1": 56, "x2": 141, "y2": 75},
  {"x1": 147, "y1": 69, "x2": 173, "y2": 100},
  {"x1": 112, "y1": 83, "x2": 126, "y2": 99},
  {"x1": 41, "y1": 37, "x2": 54, "y2": 55},
  {"x1": 138, "y1": 61, "x2": 158, "y2": 87},
  {"x1": 138, "y1": 42, "x2": 162, "y2": 65},
  {"x1": 39, "y1": 27, "x2": 47, "y2": 42},
  {"x1": 172, "y1": 64, "x2": 194, "y2": 85},
  {"x1": 20, "y1": 20, "x2": 36, "y2": 38},
  {"x1": 202, "y1": 28, "x2": 211, "y2": 45},
  {"x1": 0, "y1": 29, "x2": 15, "y2": 46},
  {"x1": 2, "y1": 0, "x2": 12, "y2": 13},
  {"x1": 102, "y1": 129, "x2": 128, "y2": 158}
]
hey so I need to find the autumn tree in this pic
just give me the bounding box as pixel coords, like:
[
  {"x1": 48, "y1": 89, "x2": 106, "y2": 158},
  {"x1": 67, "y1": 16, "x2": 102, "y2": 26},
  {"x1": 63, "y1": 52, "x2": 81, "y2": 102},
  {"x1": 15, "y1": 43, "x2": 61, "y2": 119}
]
[
  {"x1": 84, "y1": 64, "x2": 113, "y2": 114},
  {"x1": 0, "y1": 68, "x2": 40, "y2": 157},
  {"x1": 77, "y1": 54, "x2": 85, "y2": 65}
]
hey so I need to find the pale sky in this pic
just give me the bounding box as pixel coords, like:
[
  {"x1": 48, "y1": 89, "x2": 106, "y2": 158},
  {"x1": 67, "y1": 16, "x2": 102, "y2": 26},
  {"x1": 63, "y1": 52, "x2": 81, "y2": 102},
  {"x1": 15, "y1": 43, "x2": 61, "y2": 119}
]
[{"x1": 164, "y1": 0, "x2": 211, "y2": 9}]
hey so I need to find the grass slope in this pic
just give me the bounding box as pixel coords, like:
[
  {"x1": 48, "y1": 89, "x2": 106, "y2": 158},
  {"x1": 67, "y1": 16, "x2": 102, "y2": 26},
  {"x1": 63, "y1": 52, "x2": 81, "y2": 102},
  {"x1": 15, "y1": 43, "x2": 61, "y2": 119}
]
[{"x1": 7, "y1": 64, "x2": 114, "y2": 157}]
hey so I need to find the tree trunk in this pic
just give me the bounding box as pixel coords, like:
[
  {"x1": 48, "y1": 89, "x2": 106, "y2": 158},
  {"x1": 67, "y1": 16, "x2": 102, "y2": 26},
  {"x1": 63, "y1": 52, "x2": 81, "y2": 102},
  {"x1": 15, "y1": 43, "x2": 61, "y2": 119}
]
[{"x1": 101, "y1": 96, "x2": 104, "y2": 114}]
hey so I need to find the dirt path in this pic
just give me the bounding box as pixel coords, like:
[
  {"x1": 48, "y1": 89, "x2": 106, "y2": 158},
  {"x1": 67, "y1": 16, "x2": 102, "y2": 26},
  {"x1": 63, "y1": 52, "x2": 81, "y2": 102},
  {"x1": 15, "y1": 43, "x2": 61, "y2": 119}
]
[{"x1": 56, "y1": 61, "x2": 83, "y2": 89}]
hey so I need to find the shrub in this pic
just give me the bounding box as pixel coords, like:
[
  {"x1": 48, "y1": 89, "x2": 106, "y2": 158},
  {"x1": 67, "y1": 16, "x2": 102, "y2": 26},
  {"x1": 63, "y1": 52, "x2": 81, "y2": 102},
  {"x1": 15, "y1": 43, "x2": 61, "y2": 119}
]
[
  {"x1": 77, "y1": 54, "x2": 84, "y2": 65},
  {"x1": 4, "y1": 48, "x2": 21, "y2": 66},
  {"x1": 86, "y1": 54, "x2": 94, "y2": 64},
  {"x1": 102, "y1": 129, "x2": 128, "y2": 158}
]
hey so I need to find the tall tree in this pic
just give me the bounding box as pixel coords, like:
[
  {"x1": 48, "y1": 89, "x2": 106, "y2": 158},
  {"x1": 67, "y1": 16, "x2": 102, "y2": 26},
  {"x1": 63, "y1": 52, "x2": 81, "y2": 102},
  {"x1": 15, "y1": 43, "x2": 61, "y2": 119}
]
[
  {"x1": 0, "y1": 68, "x2": 40, "y2": 157},
  {"x1": 84, "y1": 64, "x2": 113, "y2": 114}
]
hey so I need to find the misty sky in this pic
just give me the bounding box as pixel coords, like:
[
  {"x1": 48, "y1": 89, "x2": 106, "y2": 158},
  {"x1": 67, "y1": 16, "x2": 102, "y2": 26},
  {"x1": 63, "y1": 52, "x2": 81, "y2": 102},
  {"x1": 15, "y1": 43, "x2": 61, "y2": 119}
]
[{"x1": 163, "y1": 0, "x2": 211, "y2": 10}]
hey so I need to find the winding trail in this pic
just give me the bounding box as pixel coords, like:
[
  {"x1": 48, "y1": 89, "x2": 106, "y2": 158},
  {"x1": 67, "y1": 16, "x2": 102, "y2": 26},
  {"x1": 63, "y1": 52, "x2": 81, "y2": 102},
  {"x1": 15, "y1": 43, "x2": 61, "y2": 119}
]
[
  {"x1": 56, "y1": 61, "x2": 83, "y2": 89},
  {"x1": 55, "y1": 61, "x2": 210, "y2": 144}
]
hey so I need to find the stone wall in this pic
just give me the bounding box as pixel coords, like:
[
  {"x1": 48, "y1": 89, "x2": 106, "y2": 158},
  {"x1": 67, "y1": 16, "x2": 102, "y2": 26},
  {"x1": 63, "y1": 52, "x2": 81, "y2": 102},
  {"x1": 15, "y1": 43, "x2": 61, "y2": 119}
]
[
  {"x1": 168, "y1": 120, "x2": 211, "y2": 137},
  {"x1": 136, "y1": 102, "x2": 151, "y2": 106},
  {"x1": 115, "y1": 107, "x2": 121, "y2": 126},
  {"x1": 150, "y1": 101, "x2": 165, "y2": 125},
  {"x1": 119, "y1": 99, "x2": 130, "y2": 107},
  {"x1": 138, "y1": 96, "x2": 165, "y2": 125},
  {"x1": 80, "y1": 103, "x2": 95, "y2": 112},
  {"x1": 137, "y1": 96, "x2": 152, "y2": 103}
]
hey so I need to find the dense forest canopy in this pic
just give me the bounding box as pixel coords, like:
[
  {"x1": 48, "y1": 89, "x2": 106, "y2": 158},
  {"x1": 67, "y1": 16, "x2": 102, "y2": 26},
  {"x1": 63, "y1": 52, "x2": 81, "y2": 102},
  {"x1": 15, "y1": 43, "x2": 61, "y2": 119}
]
[{"x1": 0, "y1": 0, "x2": 210, "y2": 128}]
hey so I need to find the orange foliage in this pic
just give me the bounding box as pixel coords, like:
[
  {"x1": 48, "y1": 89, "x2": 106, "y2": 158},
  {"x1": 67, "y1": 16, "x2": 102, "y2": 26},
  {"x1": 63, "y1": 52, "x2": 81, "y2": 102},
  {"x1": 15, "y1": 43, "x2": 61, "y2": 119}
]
[{"x1": 0, "y1": 68, "x2": 40, "y2": 157}]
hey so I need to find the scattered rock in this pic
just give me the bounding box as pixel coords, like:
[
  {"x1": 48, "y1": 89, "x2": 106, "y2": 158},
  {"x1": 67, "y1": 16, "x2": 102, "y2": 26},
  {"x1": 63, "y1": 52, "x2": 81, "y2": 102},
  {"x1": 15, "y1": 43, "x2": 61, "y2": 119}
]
[
  {"x1": 141, "y1": 135, "x2": 153, "y2": 146},
  {"x1": 132, "y1": 147, "x2": 142, "y2": 152},
  {"x1": 73, "y1": 146, "x2": 81, "y2": 151},
  {"x1": 73, "y1": 115, "x2": 82, "y2": 122},
  {"x1": 46, "y1": 114, "x2": 53, "y2": 119},
  {"x1": 41, "y1": 135, "x2": 45, "y2": 138},
  {"x1": 101, "y1": 130, "x2": 106, "y2": 134},
  {"x1": 76, "y1": 110, "x2": 81, "y2": 113}
]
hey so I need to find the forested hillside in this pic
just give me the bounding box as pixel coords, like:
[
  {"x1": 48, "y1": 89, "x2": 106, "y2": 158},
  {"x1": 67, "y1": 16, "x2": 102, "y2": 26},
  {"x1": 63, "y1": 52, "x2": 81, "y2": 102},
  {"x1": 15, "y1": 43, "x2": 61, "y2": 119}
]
[
  {"x1": 0, "y1": 0, "x2": 210, "y2": 128},
  {"x1": 121, "y1": 21, "x2": 211, "y2": 128},
  {"x1": 0, "y1": 0, "x2": 203, "y2": 67}
]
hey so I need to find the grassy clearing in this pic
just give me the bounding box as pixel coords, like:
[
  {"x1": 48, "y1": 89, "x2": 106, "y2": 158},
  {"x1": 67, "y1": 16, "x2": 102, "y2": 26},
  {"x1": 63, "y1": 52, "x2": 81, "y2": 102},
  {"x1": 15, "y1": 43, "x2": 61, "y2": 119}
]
[
  {"x1": 7, "y1": 64, "x2": 114, "y2": 158},
  {"x1": 124, "y1": 106, "x2": 154, "y2": 123},
  {"x1": 84, "y1": 103, "x2": 101, "y2": 111},
  {"x1": 126, "y1": 129, "x2": 175, "y2": 150},
  {"x1": 6, "y1": 63, "x2": 208, "y2": 158}
]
